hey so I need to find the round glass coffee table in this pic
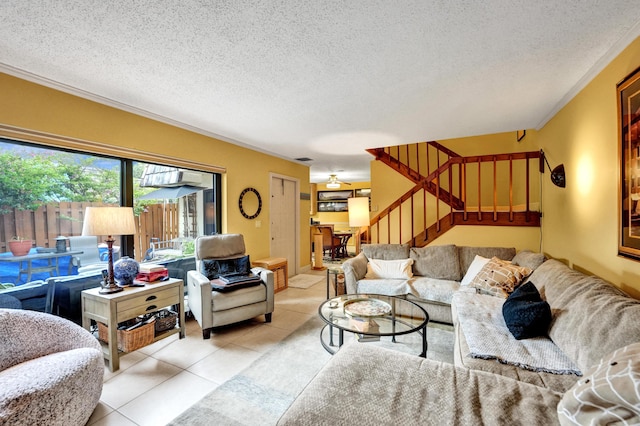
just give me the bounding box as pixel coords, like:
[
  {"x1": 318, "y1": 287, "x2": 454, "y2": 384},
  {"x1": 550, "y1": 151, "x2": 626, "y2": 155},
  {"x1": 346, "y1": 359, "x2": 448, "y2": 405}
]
[{"x1": 318, "y1": 294, "x2": 429, "y2": 357}]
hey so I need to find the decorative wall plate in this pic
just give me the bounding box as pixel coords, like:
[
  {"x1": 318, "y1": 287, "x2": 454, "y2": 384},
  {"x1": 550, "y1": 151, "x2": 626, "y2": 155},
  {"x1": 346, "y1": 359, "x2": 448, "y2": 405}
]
[{"x1": 239, "y1": 187, "x2": 262, "y2": 219}]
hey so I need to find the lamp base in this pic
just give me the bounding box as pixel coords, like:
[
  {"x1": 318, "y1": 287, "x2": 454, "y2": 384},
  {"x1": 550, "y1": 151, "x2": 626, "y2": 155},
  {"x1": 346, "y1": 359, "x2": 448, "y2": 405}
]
[{"x1": 99, "y1": 281, "x2": 124, "y2": 294}]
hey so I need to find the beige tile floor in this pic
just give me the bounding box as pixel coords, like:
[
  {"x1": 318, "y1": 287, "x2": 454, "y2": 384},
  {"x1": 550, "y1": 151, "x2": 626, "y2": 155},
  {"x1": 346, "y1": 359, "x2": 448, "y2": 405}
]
[{"x1": 86, "y1": 270, "x2": 328, "y2": 426}]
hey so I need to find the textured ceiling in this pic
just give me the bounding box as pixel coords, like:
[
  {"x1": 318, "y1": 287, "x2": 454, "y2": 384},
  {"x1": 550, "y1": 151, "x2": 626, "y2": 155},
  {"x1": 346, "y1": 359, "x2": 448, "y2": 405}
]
[{"x1": 1, "y1": 1, "x2": 639, "y2": 183}]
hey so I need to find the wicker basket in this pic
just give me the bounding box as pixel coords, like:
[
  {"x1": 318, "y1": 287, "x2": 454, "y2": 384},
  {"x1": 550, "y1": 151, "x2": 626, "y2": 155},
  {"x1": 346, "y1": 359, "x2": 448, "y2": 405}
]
[
  {"x1": 154, "y1": 310, "x2": 177, "y2": 334},
  {"x1": 98, "y1": 319, "x2": 155, "y2": 353}
]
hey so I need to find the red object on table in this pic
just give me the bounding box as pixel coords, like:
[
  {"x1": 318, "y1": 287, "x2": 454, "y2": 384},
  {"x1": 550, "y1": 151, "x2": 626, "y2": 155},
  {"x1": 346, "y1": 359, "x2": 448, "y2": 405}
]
[{"x1": 135, "y1": 268, "x2": 169, "y2": 282}]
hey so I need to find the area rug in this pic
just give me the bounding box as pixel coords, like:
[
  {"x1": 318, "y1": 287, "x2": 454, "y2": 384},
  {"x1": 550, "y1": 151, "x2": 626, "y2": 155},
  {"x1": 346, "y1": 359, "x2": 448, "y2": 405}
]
[
  {"x1": 169, "y1": 317, "x2": 454, "y2": 426},
  {"x1": 287, "y1": 274, "x2": 324, "y2": 289}
]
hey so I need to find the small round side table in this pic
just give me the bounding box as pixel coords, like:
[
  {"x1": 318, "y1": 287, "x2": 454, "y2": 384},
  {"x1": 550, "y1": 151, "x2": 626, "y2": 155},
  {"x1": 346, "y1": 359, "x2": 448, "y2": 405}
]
[{"x1": 326, "y1": 267, "x2": 344, "y2": 299}]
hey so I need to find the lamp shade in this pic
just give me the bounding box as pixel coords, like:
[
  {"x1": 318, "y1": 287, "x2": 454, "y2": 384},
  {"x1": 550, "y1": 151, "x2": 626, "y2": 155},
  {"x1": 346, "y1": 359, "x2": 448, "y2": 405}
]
[
  {"x1": 348, "y1": 197, "x2": 370, "y2": 227},
  {"x1": 82, "y1": 207, "x2": 136, "y2": 236}
]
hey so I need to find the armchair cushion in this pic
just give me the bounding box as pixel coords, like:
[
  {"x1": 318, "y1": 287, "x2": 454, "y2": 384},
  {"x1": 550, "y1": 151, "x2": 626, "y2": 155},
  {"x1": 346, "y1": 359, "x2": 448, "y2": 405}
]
[{"x1": 196, "y1": 233, "x2": 245, "y2": 259}]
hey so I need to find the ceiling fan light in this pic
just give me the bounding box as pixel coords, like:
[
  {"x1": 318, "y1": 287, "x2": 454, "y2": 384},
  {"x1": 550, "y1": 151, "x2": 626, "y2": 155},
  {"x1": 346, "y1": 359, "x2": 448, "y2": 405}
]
[{"x1": 326, "y1": 182, "x2": 340, "y2": 189}]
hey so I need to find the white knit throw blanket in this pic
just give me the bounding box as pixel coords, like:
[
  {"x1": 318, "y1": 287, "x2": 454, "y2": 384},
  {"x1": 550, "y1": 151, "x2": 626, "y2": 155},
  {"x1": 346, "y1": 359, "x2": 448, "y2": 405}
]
[{"x1": 453, "y1": 292, "x2": 581, "y2": 375}]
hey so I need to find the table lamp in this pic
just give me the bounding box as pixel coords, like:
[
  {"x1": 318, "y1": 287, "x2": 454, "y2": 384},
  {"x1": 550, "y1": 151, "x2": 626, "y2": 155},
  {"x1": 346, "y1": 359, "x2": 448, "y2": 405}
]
[
  {"x1": 348, "y1": 197, "x2": 370, "y2": 254},
  {"x1": 82, "y1": 207, "x2": 136, "y2": 294}
]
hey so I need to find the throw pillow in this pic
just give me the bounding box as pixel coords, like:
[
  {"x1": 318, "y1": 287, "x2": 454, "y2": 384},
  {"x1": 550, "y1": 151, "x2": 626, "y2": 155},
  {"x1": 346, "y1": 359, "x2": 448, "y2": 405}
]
[
  {"x1": 502, "y1": 281, "x2": 551, "y2": 339},
  {"x1": 468, "y1": 257, "x2": 532, "y2": 298},
  {"x1": 410, "y1": 245, "x2": 461, "y2": 280},
  {"x1": 511, "y1": 250, "x2": 546, "y2": 270},
  {"x1": 365, "y1": 258, "x2": 414, "y2": 279},
  {"x1": 202, "y1": 254, "x2": 251, "y2": 280},
  {"x1": 557, "y1": 342, "x2": 640, "y2": 425},
  {"x1": 460, "y1": 255, "x2": 490, "y2": 286}
]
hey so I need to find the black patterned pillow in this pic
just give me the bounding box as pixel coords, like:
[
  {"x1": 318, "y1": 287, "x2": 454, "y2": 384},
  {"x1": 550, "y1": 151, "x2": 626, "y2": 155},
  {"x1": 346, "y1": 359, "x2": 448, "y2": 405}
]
[
  {"x1": 202, "y1": 255, "x2": 251, "y2": 280},
  {"x1": 502, "y1": 281, "x2": 551, "y2": 340}
]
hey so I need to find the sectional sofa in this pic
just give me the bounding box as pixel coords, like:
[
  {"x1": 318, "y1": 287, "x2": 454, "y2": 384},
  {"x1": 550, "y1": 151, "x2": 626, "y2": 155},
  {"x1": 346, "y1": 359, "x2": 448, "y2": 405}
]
[
  {"x1": 341, "y1": 243, "x2": 521, "y2": 323},
  {"x1": 279, "y1": 244, "x2": 640, "y2": 424}
]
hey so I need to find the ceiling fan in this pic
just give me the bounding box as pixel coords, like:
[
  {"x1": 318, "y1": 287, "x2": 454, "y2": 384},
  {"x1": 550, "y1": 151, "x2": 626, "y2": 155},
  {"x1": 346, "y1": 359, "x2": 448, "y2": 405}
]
[{"x1": 326, "y1": 174, "x2": 351, "y2": 189}]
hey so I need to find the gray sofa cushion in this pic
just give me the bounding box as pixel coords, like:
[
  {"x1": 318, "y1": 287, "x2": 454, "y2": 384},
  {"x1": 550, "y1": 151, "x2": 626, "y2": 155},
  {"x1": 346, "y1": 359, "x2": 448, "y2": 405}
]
[
  {"x1": 527, "y1": 259, "x2": 585, "y2": 302},
  {"x1": 362, "y1": 243, "x2": 410, "y2": 260},
  {"x1": 410, "y1": 245, "x2": 461, "y2": 280},
  {"x1": 277, "y1": 343, "x2": 563, "y2": 426},
  {"x1": 546, "y1": 272, "x2": 640, "y2": 372},
  {"x1": 512, "y1": 250, "x2": 547, "y2": 270},
  {"x1": 457, "y1": 246, "x2": 516, "y2": 275},
  {"x1": 411, "y1": 277, "x2": 460, "y2": 304}
]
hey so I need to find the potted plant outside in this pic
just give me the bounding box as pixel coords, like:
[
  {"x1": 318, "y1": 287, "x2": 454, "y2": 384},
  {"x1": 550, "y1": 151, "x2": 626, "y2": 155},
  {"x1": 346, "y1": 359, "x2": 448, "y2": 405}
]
[{"x1": 8, "y1": 237, "x2": 33, "y2": 256}]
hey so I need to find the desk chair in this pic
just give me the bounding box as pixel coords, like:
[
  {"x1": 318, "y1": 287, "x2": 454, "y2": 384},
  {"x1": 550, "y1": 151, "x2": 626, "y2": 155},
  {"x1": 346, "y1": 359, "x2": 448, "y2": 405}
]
[
  {"x1": 318, "y1": 226, "x2": 342, "y2": 259},
  {"x1": 187, "y1": 234, "x2": 274, "y2": 339},
  {"x1": 67, "y1": 236, "x2": 108, "y2": 274}
]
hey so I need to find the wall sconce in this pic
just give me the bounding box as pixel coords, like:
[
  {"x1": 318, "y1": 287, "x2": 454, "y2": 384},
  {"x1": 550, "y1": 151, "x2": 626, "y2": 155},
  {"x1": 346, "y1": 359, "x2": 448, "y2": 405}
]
[{"x1": 539, "y1": 150, "x2": 566, "y2": 188}]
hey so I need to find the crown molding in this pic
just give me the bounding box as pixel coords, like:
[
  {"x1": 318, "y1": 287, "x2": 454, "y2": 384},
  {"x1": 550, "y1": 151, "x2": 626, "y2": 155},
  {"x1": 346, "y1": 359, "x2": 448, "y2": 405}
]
[{"x1": 0, "y1": 63, "x2": 305, "y2": 165}]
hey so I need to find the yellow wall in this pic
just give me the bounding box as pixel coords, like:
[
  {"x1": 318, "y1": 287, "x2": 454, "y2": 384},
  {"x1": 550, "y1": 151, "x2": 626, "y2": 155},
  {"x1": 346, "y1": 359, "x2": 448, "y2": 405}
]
[
  {"x1": 0, "y1": 73, "x2": 311, "y2": 270},
  {"x1": 538, "y1": 36, "x2": 640, "y2": 298},
  {"x1": 432, "y1": 226, "x2": 542, "y2": 252}
]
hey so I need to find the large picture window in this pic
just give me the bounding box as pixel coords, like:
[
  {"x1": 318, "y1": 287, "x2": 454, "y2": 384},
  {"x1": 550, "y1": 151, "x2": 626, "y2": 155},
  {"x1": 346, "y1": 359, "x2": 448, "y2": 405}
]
[{"x1": 0, "y1": 138, "x2": 221, "y2": 285}]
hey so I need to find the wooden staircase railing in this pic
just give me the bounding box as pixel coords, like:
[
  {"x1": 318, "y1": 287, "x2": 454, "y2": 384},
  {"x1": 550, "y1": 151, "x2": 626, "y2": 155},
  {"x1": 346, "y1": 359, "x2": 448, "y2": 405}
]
[{"x1": 368, "y1": 143, "x2": 541, "y2": 247}]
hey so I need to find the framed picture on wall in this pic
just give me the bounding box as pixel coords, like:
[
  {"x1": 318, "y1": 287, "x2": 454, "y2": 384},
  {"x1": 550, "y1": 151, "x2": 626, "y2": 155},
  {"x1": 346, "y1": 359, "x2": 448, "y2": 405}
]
[
  {"x1": 354, "y1": 188, "x2": 371, "y2": 197},
  {"x1": 317, "y1": 190, "x2": 353, "y2": 201},
  {"x1": 618, "y1": 66, "x2": 640, "y2": 259}
]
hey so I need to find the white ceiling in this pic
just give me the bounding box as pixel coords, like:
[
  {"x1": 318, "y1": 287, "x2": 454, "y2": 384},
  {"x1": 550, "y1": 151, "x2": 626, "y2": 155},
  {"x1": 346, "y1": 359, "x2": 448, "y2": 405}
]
[{"x1": 1, "y1": 2, "x2": 639, "y2": 184}]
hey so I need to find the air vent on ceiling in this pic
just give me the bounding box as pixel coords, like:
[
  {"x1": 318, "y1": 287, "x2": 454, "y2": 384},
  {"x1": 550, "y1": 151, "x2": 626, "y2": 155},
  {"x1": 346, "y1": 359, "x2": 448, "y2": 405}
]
[{"x1": 294, "y1": 157, "x2": 313, "y2": 162}]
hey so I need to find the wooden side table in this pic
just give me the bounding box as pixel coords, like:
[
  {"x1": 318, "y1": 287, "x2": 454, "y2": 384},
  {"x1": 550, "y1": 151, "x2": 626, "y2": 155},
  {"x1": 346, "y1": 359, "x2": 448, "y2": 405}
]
[
  {"x1": 81, "y1": 278, "x2": 185, "y2": 372},
  {"x1": 252, "y1": 257, "x2": 288, "y2": 293},
  {"x1": 326, "y1": 267, "x2": 344, "y2": 299}
]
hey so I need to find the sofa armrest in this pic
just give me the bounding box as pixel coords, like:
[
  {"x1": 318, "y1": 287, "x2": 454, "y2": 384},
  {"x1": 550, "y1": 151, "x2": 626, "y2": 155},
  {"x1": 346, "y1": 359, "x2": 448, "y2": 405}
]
[
  {"x1": 342, "y1": 252, "x2": 368, "y2": 293},
  {"x1": 187, "y1": 270, "x2": 213, "y2": 330}
]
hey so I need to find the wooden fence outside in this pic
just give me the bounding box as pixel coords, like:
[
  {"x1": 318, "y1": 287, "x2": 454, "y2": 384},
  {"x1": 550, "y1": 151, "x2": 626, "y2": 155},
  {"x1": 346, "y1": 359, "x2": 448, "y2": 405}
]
[{"x1": 0, "y1": 202, "x2": 178, "y2": 261}]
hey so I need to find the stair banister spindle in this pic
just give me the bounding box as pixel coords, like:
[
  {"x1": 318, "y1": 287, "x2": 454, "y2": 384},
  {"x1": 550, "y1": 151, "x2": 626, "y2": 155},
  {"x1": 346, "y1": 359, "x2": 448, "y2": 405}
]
[
  {"x1": 410, "y1": 192, "x2": 414, "y2": 243},
  {"x1": 462, "y1": 160, "x2": 468, "y2": 221},
  {"x1": 406, "y1": 144, "x2": 410, "y2": 173},
  {"x1": 493, "y1": 156, "x2": 498, "y2": 222},
  {"x1": 526, "y1": 155, "x2": 531, "y2": 222},
  {"x1": 449, "y1": 162, "x2": 454, "y2": 220},
  {"x1": 416, "y1": 144, "x2": 420, "y2": 179},
  {"x1": 477, "y1": 159, "x2": 482, "y2": 221},
  {"x1": 423, "y1": 183, "x2": 427, "y2": 241},
  {"x1": 509, "y1": 156, "x2": 514, "y2": 222},
  {"x1": 435, "y1": 174, "x2": 441, "y2": 232},
  {"x1": 387, "y1": 213, "x2": 390, "y2": 244}
]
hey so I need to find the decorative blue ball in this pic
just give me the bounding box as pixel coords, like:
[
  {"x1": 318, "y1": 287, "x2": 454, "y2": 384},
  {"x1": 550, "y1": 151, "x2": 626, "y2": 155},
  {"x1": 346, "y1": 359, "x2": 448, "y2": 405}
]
[{"x1": 113, "y1": 256, "x2": 139, "y2": 286}]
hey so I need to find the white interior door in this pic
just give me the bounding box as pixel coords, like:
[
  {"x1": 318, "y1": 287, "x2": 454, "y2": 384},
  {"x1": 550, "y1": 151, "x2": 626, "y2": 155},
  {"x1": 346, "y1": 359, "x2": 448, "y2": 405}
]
[{"x1": 270, "y1": 175, "x2": 298, "y2": 276}]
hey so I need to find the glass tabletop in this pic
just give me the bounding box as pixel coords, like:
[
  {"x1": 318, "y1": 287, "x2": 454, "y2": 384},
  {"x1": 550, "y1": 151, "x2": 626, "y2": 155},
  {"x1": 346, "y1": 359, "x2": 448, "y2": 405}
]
[{"x1": 318, "y1": 294, "x2": 428, "y2": 336}]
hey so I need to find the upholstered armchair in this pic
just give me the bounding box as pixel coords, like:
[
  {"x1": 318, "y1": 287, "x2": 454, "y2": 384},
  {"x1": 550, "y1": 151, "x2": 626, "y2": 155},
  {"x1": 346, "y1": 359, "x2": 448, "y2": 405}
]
[
  {"x1": 187, "y1": 234, "x2": 274, "y2": 339},
  {"x1": 0, "y1": 309, "x2": 103, "y2": 426}
]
